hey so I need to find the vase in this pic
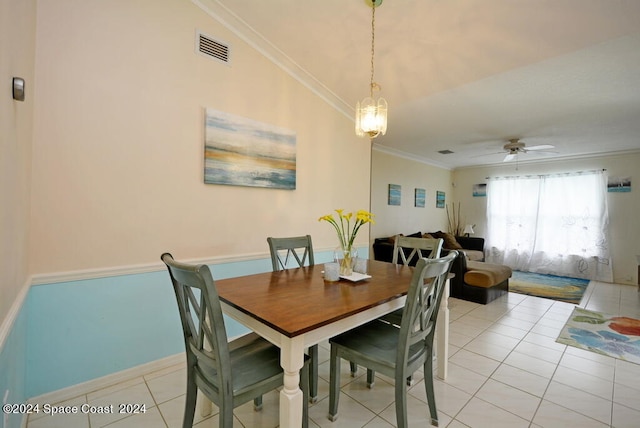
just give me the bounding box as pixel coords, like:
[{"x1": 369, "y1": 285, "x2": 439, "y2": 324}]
[{"x1": 334, "y1": 246, "x2": 357, "y2": 276}]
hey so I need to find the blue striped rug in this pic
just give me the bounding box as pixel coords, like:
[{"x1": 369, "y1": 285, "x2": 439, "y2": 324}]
[{"x1": 510, "y1": 271, "x2": 590, "y2": 304}]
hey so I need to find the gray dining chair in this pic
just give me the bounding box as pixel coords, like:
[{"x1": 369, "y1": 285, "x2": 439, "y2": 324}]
[
  {"x1": 161, "y1": 253, "x2": 309, "y2": 428},
  {"x1": 366, "y1": 235, "x2": 445, "y2": 385},
  {"x1": 266, "y1": 235, "x2": 320, "y2": 402},
  {"x1": 392, "y1": 235, "x2": 444, "y2": 266},
  {"x1": 327, "y1": 252, "x2": 457, "y2": 428},
  {"x1": 267, "y1": 235, "x2": 315, "y2": 271},
  {"x1": 382, "y1": 235, "x2": 444, "y2": 325}
]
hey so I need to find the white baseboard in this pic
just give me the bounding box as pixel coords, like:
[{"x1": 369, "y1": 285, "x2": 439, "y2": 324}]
[{"x1": 27, "y1": 353, "x2": 185, "y2": 406}]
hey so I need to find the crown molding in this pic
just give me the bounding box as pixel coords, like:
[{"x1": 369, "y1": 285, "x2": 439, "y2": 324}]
[
  {"x1": 372, "y1": 143, "x2": 453, "y2": 170},
  {"x1": 192, "y1": 0, "x2": 353, "y2": 120},
  {"x1": 454, "y1": 148, "x2": 640, "y2": 171}
]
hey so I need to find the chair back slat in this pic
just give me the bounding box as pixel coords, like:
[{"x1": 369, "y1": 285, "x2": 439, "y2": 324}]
[
  {"x1": 267, "y1": 235, "x2": 315, "y2": 271},
  {"x1": 392, "y1": 235, "x2": 444, "y2": 266}
]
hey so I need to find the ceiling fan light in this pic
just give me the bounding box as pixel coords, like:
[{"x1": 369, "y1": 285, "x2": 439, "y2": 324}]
[{"x1": 356, "y1": 96, "x2": 387, "y2": 138}]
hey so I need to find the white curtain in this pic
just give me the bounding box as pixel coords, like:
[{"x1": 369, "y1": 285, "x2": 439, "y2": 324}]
[{"x1": 485, "y1": 170, "x2": 612, "y2": 282}]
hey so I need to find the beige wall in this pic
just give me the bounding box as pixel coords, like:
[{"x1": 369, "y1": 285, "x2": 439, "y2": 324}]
[
  {"x1": 0, "y1": 0, "x2": 36, "y2": 323},
  {"x1": 29, "y1": 0, "x2": 370, "y2": 274},
  {"x1": 452, "y1": 152, "x2": 640, "y2": 285},
  {"x1": 371, "y1": 149, "x2": 453, "y2": 242}
]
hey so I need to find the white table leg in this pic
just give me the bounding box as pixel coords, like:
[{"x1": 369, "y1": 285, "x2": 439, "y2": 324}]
[
  {"x1": 436, "y1": 278, "x2": 450, "y2": 379},
  {"x1": 199, "y1": 392, "x2": 212, "y2": 417},
  {"x1": 279, "y1": 335, "x2": 305, "y2": 428}
]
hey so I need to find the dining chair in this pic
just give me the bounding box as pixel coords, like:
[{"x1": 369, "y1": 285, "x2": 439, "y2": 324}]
[
  {"x1": 350, "y1": 236, "x2": 445, "y2": 381},
  {"x1": 382, "y1": 235, "x2": 444, "y2": 325},
  {"x1": 392, "y1": 235, "x2": 444, "y2": 266},
  {"x1": 266, "y1": 235, "x2": 320, "y2": 402},
  {"x1": 161, "y1": 253, "x2": 309, "y2": 428},
  {"x1": 267, "y1": 235, "x2": 315, "y2": 271},
  {"x1": 327, "y1": 252, "x2": 458, "y2": 428},
  {"x1": 368, "y1": 235, "x2": 446, "y2": 385}
]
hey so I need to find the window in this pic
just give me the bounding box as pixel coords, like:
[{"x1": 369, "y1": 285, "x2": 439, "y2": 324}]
[{"x1": 486, "y1": 170, "x2": 612, "y2": 282}]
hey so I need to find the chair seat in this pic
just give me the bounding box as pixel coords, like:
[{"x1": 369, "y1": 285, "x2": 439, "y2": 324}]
[
  {"x1": 330, "y1": 320, "x2": 428, "y2": 374},
  {"x1": 197, "y1": 333, "x2": 307, "y2": 398},
  {"x1": 229, "y1": 335, "x2": 284, "y2": 394},
  {"x1": 377, "y1": 308, "x2": 404, "y2": 326}
]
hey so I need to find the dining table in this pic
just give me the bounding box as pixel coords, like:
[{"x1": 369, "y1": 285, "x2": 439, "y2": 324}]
[{"x1": 213, "y1": 259, "x2": 451, "y2": 428}]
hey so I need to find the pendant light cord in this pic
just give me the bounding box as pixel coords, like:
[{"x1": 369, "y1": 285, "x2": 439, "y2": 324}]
[{"x1": 370, "y1": 4, "x2": 377, "y2": 97}]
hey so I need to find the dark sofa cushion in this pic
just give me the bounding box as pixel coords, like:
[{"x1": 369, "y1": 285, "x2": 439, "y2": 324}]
[{"x1": 432, "y1": 231, "x2": 463, "y2": 250}]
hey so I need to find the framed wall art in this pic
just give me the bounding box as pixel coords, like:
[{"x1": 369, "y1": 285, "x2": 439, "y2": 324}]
[
  {"x1": 436, "y1": 191, "x2": 445, "y2": 208},
  {"x1": 473, "y1": 183, "x2": 487, "y2": 197},
  {"x1": 414, "y1": 188, "x2": 425, "y2": 207},
  {"x1": 388, "y1": 184, "x2": 401, "y2": 206},
  {"x1": 204, "y1": 108, "x2": 296, "y2": 189},
  {"x1": 607, "y1": 176, "x2": 631, "y2": 192}
]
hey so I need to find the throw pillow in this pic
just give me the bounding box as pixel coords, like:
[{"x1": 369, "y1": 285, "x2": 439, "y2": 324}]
[
  {"x1": 389, "y1": 234, "x2": 402, "y2": 244},
  {"x1": 433, "y1": 231, "x2": 463, "y2": 250}
]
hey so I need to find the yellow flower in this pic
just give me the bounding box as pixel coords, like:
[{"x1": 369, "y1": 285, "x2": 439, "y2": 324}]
[
  {"x1": 318, "y1": 208, "x2": 374, "y2": 250},
  {"x1": 356, "y1": 210, "x2": 375, "y2": 224}
]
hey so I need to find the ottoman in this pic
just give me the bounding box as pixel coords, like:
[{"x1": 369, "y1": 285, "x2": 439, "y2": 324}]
[{"x1": 462, "y1": 261, "x2": 512, "y2": 304}]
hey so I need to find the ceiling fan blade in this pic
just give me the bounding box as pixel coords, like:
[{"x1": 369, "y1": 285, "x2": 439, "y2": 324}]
[
  {"x1": 503, "y1": 153, "x2": 516, "y2": 162},
  {"x1": 526, "y1": 144, "x2": 555, "y2": 151},
  {"x1": 522, "y1": 148, "x2": 559, "y2": 155},
  {"x1": 471, "y1": 151, "x2": 506, "y2": 158}
]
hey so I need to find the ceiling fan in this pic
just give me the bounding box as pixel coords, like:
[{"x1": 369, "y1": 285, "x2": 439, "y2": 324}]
[{"x1": 500, "y1": 138, "x2": 556, "y2": 162}]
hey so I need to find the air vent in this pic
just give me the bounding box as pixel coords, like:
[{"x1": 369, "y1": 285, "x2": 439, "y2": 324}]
[
  {"x1": 196, "y1": 30, "x2": 231, "y2": 65},
  {"x1": 438, "y1": 149, "x2": 454, "y2": 154}
]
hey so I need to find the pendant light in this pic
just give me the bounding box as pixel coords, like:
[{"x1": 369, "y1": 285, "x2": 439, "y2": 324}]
[{"x1": 355, "y1": 0, "x2": 387, "y2": 139}]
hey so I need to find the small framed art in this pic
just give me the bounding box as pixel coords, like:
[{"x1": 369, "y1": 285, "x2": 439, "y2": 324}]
[
  {"x1": 414, "y1": 188, "x2": 425, "y2": 207},
  {"x1": 388, "y1": 184, "x2": 401, "y2": 206}
]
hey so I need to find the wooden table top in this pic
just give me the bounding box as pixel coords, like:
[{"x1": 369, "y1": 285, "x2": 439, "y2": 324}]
[{"x1": 215, "y1": 260, "x2": 414, "y2": 337}]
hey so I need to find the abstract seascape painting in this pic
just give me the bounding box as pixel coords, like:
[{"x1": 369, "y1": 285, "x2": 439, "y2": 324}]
[{"x1": 204, "y1": 109, "x2": 296, "y2": 189}]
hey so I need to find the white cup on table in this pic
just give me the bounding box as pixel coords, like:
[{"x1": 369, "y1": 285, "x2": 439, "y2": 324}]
[{"x1": 324, "y1": 262, "x2": 340, "y2": 282}]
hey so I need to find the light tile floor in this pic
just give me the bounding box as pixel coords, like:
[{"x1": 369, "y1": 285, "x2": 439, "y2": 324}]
[{"x1": 27, "y1": 281, "x2": 640, "y2": 427}]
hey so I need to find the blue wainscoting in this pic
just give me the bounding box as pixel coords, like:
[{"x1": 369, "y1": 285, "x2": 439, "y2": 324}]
[
  {"x1": 25, "y1": 270, "x2": 185, "y2": 398},
  {"x1": 0, "y1": 305, "x2": 28, "y2": 428},
  {"x1": 2, "y1": 247, "x2": 367, "y2": 412}
]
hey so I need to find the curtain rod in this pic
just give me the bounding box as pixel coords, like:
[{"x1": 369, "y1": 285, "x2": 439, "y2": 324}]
[{"x1": 485, "y1": 169, "x2": 606, "y2": 180}]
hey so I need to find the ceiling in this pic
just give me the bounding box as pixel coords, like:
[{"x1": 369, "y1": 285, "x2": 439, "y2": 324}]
[{"x1": 201, "y1": 0, "x2": 640, "y2": 169}]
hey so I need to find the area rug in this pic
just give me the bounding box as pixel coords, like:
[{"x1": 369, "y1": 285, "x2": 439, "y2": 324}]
[
  {"x1": 556, "y1": 307, "x2": 640, "y2": 364},
  {"x1": 509, "y1": 270, "x2": 589, "y2": 304}
]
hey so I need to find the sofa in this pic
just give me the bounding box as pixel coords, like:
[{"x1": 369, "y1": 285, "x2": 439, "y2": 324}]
[{"x1": 372, "y1": 231, "x2": 512, "y2": 304}]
